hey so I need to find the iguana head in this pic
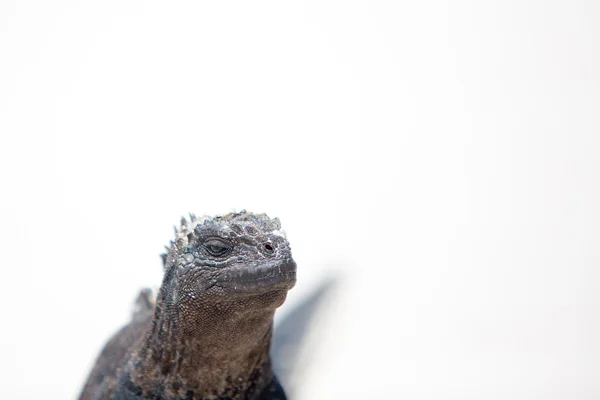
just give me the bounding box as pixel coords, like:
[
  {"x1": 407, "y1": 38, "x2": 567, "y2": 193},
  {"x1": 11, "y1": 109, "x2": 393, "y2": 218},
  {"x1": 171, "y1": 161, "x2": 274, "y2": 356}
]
[
  {"x1": 161, "y1": 210, "x2": 296, "y2": 307},
  {"x1": 125, "y1": 212, "x2": 296, "y2": 398}
]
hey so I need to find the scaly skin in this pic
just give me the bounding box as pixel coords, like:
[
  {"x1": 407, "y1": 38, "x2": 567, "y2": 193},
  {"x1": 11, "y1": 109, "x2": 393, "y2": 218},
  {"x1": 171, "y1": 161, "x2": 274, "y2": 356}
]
[{"x1": 79, "y1": 211, "x2": 296, "y2": 400}]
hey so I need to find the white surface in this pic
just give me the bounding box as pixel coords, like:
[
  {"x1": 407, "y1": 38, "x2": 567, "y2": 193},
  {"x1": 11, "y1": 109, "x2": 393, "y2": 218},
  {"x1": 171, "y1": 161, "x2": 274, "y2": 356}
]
[{"x1": 1, "y1": 1, "x2": 599, "y2": 398}]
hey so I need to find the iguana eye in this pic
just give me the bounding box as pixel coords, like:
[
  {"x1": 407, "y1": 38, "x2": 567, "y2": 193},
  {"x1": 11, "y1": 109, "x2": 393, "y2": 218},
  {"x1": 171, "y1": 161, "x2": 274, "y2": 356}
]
[
  {"x1": 209, "y1": 245, "x2": 225, "y2": 254},
  {"x1": 204, "y1": 239, "x2": 231, "y2": 257}
]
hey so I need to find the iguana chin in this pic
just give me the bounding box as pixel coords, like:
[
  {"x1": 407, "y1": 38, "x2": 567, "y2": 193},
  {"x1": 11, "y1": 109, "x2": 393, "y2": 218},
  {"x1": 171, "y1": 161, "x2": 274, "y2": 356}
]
[{"x1": 79, "y1": 211, "x2": 297, "y2": 400}]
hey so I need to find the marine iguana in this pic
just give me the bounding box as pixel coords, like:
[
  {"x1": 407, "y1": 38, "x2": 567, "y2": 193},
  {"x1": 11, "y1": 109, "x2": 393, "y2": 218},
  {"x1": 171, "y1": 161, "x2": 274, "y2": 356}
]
[{"x1": 79, "y1": 211, "x2": 297, "y2": 400}]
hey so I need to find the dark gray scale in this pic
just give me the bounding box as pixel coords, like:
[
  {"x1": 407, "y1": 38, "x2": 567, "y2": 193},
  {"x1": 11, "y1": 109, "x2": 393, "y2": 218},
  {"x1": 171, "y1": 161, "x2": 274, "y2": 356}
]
[{"x1": 79, "y1": 211, "x2": 296, "y2": 400}]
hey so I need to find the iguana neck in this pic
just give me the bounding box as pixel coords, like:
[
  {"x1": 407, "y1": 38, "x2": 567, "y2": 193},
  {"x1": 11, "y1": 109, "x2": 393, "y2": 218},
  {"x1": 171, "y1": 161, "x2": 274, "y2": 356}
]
[{"x1": 128, "y1": 287, "x2": 280, "y2": 399}]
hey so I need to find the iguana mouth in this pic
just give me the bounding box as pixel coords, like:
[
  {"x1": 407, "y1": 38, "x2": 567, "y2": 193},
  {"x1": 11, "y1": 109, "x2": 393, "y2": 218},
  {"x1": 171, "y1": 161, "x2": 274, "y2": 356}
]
[{"x1": 216, "y1": 261, "x2": 297, "y2": 292}]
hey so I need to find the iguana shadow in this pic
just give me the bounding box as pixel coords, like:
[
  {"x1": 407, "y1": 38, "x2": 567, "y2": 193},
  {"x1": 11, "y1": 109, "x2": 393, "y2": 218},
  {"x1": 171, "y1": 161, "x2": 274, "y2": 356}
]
[{"x1": 271, "y1": 275, "x2": 340, "y2": 398}]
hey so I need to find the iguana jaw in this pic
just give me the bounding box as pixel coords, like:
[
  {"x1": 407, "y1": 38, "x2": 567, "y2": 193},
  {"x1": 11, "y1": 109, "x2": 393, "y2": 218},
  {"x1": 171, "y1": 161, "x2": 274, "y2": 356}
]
[{"x1": 215, "y1": 260, "x2": 297, "y2": 292}]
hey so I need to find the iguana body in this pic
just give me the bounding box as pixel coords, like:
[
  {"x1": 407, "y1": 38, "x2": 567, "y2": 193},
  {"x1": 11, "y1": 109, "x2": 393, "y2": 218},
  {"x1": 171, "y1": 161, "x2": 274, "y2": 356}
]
[{"x1": 79, "y1": 211, "x2": 296, "y2": 400}]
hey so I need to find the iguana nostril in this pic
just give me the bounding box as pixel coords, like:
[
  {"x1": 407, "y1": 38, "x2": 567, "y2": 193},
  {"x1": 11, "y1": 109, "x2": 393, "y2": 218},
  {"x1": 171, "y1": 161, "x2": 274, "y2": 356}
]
[{"x1": 264, "y1": 243, "x2": 274, "y2": 253}]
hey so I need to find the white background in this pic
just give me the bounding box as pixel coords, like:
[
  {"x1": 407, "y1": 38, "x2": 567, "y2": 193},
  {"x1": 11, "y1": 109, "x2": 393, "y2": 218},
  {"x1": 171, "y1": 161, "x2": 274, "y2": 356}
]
[{"x1": 1, "y1": 1, "x2": 599, "y2": 399}]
